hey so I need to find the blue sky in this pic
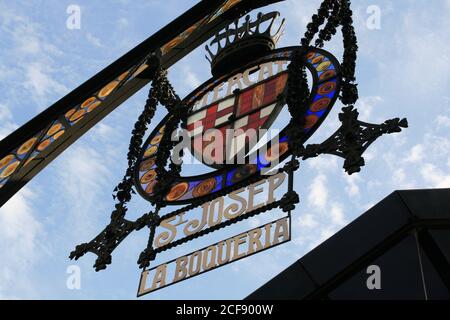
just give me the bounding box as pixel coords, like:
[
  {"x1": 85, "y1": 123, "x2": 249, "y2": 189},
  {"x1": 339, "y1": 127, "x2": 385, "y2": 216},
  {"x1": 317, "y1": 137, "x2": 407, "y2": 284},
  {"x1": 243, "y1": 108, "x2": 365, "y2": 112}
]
[{"x1": 0, "y1": 0, "x2": 449, "y2": 300}]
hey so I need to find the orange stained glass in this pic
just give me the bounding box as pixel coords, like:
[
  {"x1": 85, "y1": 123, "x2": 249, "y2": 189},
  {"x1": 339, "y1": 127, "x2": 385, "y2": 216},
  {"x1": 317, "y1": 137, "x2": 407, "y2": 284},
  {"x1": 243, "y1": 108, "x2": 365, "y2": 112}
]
[
  {"x1": 17, "y1": 138, "x2": 37, "y2": 155},
  {"x1": 47, "y1": 123, "x2": 63, "y2": 136},
  {"x1": 65, "y1": 108, "x2": 76, "y2": 119},
  {"x1": 69, "y1": 109, "x2": 86, "y2": 122},
  {"x1": 53, "y1": 130, "x2": 65, "y2": 140},
  {"x1": 98, "y1": 81, "x2": 119, "y2": 99},
  {"x1": 81, "y1": 97, "x2": 97, "y2": 108},
  {"x1": 0, "y1": 161, "x2": 20, "y2": 179},
  {"x1": 87, "y1": 101, "x2": 102, "y2": 113},
  {"x1": 0, "y1": 155, "x2": 15, "y2": 169},
  {"x1": 37, "y1": 139, "x2": 52, "y2": 152},
  {"x1": 304, "y1": 115, "x2": 319, "y2": 129}
]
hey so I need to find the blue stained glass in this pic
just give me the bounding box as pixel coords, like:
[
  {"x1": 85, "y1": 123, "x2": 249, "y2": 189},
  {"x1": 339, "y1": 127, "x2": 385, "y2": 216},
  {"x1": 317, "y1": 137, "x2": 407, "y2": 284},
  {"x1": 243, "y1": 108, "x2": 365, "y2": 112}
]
[
  {"x1": 226, "y1": 170, "x2": 236, "y2": 187},
  {"x1": 257, "y1": 155, "x2": 270, "y2": 169},
  {"x1": 306, "y1": 109, "x2": 327, "y2": 118},
  {"x1": 312, "y1": 95, "x2": 323, "y2": 102},
  {"x1": 213, "y1": 175, "x2": 223, "y2": 192},
  {"x1": 178, "y1": 175, "x2": 224, "y2": 201},
  {"x1": 317, "y1": 65, "x2": 336, "y2": 77},
  {"x1": 319, "y1": 91, "x2": 336, "y2": 99}
]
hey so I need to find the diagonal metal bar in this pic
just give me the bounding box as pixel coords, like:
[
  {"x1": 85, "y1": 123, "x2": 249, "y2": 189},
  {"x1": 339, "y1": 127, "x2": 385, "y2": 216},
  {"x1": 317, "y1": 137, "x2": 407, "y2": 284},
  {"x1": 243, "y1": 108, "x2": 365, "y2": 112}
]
[{"x1": 0, "y1": 0, "x2": 285, "y2": 207}]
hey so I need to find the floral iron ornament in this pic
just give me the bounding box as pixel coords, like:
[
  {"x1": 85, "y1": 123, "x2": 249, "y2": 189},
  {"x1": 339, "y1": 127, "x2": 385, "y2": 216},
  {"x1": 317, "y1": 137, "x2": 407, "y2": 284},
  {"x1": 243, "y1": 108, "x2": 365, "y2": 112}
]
[{"x1": 71, "y1": 0, "x2": 407, "y2": 287}]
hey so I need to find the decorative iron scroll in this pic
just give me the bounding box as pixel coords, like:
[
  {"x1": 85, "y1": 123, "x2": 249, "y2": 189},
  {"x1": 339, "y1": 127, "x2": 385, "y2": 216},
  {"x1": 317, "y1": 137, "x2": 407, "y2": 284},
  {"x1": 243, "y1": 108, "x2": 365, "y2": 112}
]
[{"x1": 298, "y1": 107, "x2": 408, "y2": 174}]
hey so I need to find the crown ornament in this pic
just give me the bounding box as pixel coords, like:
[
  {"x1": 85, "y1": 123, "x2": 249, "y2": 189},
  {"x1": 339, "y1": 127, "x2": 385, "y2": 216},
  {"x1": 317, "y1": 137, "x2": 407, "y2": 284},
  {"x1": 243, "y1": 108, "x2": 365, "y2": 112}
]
[{"x1": 206, "y1": 11, "x2": 285, "y2": 77}]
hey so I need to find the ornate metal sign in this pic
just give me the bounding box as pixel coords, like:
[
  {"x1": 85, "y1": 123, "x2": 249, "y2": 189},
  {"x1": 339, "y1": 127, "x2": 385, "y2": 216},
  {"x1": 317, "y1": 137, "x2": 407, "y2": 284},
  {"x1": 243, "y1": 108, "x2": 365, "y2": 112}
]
[
  {"x1": 68, "y1": 0, "x2": 408, "y2": 298},
  {"x1": 0, "y1": 0, "x2": 408, "y2": 298},
  {"x1": 151, "y1": 172, "x2": 288, "y2": 249},
  {"x1": 138, "y1": 216, "x2": 291, "y2": 296}
]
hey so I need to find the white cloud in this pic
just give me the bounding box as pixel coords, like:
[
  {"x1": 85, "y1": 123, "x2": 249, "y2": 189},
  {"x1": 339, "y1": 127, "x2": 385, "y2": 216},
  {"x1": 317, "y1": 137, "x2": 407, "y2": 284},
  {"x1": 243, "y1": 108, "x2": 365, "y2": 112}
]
[
  {"x1": 404, "y1": 144, "x2": 425, "y2": 163},
  {"x1": 170, "y1": 64, "x2": 203, "y2": 95},
  {"x1": 329, "y1": 202, "x2": 346, "y2": 226},
  {"x1": 420, "y1": 164, "x2": 450, "y2": 188},
  {"x1": 308, "y1": 174, "x2": 328, "y2": 210},
  {"x1": 423, "y1": 134, "x2": 450, "y2": 159},
  {"x1": 185, "y1": 70, "x2": 201, "y2": 90},
  {"x1": 362, "y1": 202, "x2": 376, "y2": 212},
  {"x1": 55, "y1": 145, "x2": 111, "y2": 238},
  {"x1": 0, "y1": 188, "x2": 41, "y2": 246},
  {"x1": 86, "y1": 32, "x2": 103, "y2": 48},
  {"x1": 0, "y1": 11, "x2": 41, "y2": 55},
  {"x1": 307, "y1": 155, "x2": 339, "y2": 172},
  {"x1": 118, "y1": 17, "x2": 129, "y2": 28},
  {"x1": 296, "y1": 213, "x2": 318, "y2": 229},
  {"x1": 0, "y1": 5, "x2": 69, "y2": 110},
  {"x1": 319, "y1": 227, "x2": 338, "y2": 244},
  {"x1": 382, "y1": 126, "x2": 449, "y2": 191},
  {"x1": 292, "y1": 166, "x2": 350, "y2": 251},
  {"x1": 344, "y1": 174, "x2": 361, "y2": 197},
  {"x1": 392, "y1": 168, "x2": 406, "y2": 183},
  {"x1": 389, "y1": 3, "x2": 450, "y2": 95},
  {"x1": 0, "y1": 188, "x2": 43, "y2": 299},
  {"x1": 391, "y1": 168, "x2": 415, "y2": 189},
  {"x1": 0, "y1": 103, "x2": 12, "y2": 121},
  {"x1": 279, "y1": 0, "x2": 321, "y2": 46},
  {"x1": 363, "y1": 146, "x2": 377, "y2": 162},
  {"x1": 93, "y1": 122, "x2": 116, "y2": 141},
  {"x1": 436, "y1": 115, "x2": 450, "y2": 129},
  {"x1": 367, "y1": 179, "x2": 382, "y2": 190},
  {"x1": 0, "y1": 104, "x2": 18, "y2": 139},
  {"x1": 24, "y1": 63, "x2": 68, "y2": 99},
  {"x1": 356, "y1": 96, "x2": 383, "y2": 120}
]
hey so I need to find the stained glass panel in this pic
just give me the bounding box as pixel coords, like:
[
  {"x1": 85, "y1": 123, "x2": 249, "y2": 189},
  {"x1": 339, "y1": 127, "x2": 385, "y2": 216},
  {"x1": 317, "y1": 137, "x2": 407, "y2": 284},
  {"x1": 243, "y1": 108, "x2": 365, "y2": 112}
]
[{"x1": 135, "y1": 47, "x2": 341, "y2": 205}]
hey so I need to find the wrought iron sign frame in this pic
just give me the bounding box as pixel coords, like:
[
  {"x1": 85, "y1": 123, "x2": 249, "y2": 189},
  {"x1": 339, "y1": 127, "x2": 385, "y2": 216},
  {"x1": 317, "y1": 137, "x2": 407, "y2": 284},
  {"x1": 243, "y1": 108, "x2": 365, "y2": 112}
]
[
  {"x1": 69, "y1": 0, "x2": 408, "y2": 297},
  {"x1": 0, "y1": 0, "x2": 408, "y2": 298}
]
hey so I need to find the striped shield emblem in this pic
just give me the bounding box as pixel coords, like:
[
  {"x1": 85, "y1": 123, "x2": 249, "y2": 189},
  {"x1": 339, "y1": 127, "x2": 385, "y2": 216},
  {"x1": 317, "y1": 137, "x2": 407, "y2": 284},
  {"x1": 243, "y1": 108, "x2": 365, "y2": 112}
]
[{"x1": 187, "y1": 72, "x2": 288, "y2": 166}]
